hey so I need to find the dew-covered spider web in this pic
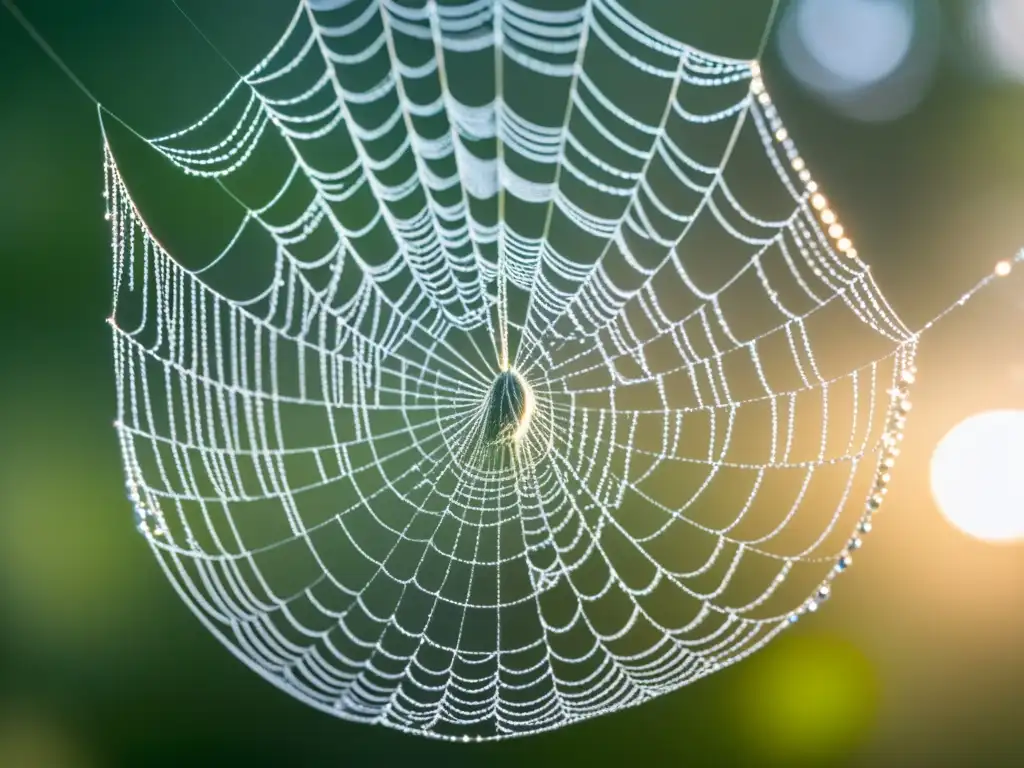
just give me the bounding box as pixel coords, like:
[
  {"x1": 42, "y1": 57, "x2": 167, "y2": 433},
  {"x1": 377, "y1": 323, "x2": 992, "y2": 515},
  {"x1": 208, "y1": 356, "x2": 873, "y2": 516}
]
[{"x1": 104, "y1": 0, "x2": 942, "y2": 742}]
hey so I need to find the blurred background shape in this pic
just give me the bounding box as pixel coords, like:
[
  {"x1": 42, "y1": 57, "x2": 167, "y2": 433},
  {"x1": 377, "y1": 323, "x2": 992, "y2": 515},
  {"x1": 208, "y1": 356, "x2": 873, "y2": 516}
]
[
  {"x1": 777, "y1": 0, "x2": 942, "y2": 121},
  {"x1": 0, "y1": 703, "x2": 94, "y2": 768},
  {"x1": 969, "y1": 0, "x2": 1024, "y2": 84},
  {"x1": 735, "y1": 631, "x2": 879, "y2": 765},
  {"x1": 930, "y1": 409, "x2": 1024, "y2": 543}
]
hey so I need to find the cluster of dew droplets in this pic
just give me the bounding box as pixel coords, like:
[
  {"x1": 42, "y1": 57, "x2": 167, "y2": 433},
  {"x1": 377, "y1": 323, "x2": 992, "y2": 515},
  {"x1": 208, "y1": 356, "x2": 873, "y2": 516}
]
[{"x1": 788, "y1": 354, "x2": 917, "y2": 625}]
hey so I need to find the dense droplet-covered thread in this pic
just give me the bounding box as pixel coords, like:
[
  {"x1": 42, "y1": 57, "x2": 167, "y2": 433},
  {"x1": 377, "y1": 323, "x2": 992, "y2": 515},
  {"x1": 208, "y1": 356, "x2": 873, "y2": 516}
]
[{"x1": 103, "y1": 0, "x2": 927, "y2": 742}]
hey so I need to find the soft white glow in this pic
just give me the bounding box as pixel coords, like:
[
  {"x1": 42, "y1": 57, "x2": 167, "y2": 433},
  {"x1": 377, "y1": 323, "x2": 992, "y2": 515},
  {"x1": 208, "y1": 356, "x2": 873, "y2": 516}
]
[
  {"x1": 972, "y1": 0, "x2": 1024, "y2": 83},
  {"x1": 930, "y1": 410, "x2": 1024, "y2": 543},
  {"x1": 778, "y1": 0, "x2": 941, "y2": 122},
  {"x1": 796, "y1": 0, "x2": 914, "y2": 89}
]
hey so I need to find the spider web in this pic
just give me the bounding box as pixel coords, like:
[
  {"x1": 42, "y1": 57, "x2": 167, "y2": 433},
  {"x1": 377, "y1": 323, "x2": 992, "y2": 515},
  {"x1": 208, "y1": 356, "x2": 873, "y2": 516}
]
[{"x1": 106, "y1": 0, "x2": 920, "y2": 741}]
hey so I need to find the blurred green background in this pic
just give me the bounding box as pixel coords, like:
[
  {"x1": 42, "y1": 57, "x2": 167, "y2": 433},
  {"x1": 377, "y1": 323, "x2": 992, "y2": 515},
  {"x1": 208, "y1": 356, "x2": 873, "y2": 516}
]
[{"x1": 1, "y1": 0, "x2": 1023, "y2": 766}]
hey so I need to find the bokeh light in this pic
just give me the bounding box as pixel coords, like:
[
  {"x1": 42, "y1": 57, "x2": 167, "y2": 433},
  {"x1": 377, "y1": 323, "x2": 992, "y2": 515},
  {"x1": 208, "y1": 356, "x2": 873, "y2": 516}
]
[
  {"x1": 736, "y1": 632, "x2": 879, "y2": 763},
  {"x1": 930, "y1": 410, "x2": 1024, "y2": 543},
  {"x1": 794, "y1": 0, "x2": 914, "y2": 89},
  {"x1": 777, "y1": 0, "x2": 942, "y2": 121},
  {"x1": 929, "y1": 411, "x2": 1024, "y2": 544},
  {"x1": 970, "y1": 0, "x2": 1024, "y2": 83}
]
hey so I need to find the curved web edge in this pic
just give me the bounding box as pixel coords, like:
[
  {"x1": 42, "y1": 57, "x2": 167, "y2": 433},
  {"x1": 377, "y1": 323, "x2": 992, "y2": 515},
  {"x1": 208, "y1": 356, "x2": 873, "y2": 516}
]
[{"x1": 104, "y1": 0, "x2": 925, "y2": 742}]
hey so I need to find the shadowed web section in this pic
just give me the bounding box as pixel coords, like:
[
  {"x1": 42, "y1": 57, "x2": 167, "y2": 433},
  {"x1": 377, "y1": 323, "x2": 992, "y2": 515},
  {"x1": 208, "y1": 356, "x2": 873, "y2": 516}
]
[{"x1": 105, "y1": 0, "x2": 920, "y2": 742}]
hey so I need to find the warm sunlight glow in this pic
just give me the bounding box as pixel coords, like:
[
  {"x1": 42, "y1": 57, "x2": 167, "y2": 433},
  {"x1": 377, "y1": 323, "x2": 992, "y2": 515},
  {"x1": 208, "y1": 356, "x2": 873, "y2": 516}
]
[{"x1": 930, "y1": 410, "x2": 1024, "y2": 543}]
